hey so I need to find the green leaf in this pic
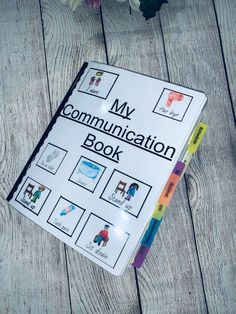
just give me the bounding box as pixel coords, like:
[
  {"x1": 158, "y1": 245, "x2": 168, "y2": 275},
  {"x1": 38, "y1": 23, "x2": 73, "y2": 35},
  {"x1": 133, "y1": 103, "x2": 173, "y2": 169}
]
[{"x1": 139, "y1": 0, "x2": 168, "y2": 20}]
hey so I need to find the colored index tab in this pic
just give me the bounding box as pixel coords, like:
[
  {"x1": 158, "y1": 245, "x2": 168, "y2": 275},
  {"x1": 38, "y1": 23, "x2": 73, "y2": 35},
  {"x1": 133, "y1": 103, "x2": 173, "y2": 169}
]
[
  {"x1": 182, "y1": 150, "x2": 192, "y2": 166},
  {"x1": 172, "y1": 161, "x2": 185, "y2": 177},
  {"x1": 188, "y1": 122, "x2": 208, "y2": 153},
  {"x1": 159, "y1": 173, "x2": 180, "y2": 207},
  {"x1": 153, "y1": 203, "x2": 166, "y2": 220},
  {"x1": 141, "y1": 218, "x2": 162, "y2": 247},
  {"x1": 132, "y1": 245, "x2": 150, "y2": 268},
  {"x1": 153, "y1": 161, "x2": 184, "y2": 219}
]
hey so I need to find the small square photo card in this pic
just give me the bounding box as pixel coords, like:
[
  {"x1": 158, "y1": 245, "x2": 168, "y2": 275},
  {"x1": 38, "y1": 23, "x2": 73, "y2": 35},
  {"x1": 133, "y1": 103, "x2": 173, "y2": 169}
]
[
  {"x1": 153, "y1": 88, "x2": 193, "y2": 122},
  {"x1": 78, "y1": 68, "x2": 119, "y2": 99},
  {"x1": 69, "y1": 156, "x2": 106, "y2": 192},
  {"x1": 47, "y1": 197, "x2": 85, "y2": 236},
  {"x1": 37, "y1": 143, "x2": 67, "y2": 174}
]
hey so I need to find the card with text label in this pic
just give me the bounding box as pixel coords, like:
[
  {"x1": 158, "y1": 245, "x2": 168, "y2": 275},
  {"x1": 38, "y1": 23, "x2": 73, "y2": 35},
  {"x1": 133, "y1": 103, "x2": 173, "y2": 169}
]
[
  {"x1": 47, "y1": 197, "x2": 85, "y2": 236},
  {"x1": 7, "y1": 61, "x2": 207, "y2": 275}
]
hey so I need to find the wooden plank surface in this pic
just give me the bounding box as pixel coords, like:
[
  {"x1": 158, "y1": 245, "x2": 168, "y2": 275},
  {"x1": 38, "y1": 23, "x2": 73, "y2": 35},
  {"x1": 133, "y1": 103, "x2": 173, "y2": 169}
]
[
  {"x1": 102, "y1": 1, "x2": 208, "y2": 313},
  {"x1": 160, "y1": 0, "x2": 236, "y2": 312},
  {"x1": 0, "y1": 0, "x2": 236, "y2": 313},
  {"x1": 214, "y1": 0, "x2": 236, "y2": 117},
  {"x1": 0, "y1": 1, "x2": 71, "y2": 313},
  {"x1": 41, "y1": 1, "x2": 141, "y2": 313}
]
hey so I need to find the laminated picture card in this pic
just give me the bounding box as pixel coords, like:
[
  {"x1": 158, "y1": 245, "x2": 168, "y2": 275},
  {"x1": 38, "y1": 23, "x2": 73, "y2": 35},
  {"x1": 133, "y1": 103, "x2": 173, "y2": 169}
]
[{"x1": 7, "y1": 61, "x2": 207, "y2": 275}]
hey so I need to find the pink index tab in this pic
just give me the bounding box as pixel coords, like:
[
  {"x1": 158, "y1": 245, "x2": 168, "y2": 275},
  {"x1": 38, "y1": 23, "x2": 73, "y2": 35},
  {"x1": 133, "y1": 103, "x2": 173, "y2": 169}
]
[{"x1": 132, "y1": 245, "x2": 150, "y2": 268}]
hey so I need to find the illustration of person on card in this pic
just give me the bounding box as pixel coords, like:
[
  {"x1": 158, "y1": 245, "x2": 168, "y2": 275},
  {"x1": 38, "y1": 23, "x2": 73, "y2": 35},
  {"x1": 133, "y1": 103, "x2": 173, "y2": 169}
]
[
  {"x1": 94, "y1": 224, "x2": 109, "y2": 247},
  {"x1": 31, "y1": 185, "x2": 45, "y2": 203},
  {"x1": 125, "y1": 183, "x2": 139, "y2": 201},
  {"x1": 86, "y1": 76, "x2": 96, "y2": 91},
  {"x1": 95, "y1": 77, "x2": 101, "y2": 86},
  {"x1": 86, "y1": 71, "x2": 103, "y2": 91}
]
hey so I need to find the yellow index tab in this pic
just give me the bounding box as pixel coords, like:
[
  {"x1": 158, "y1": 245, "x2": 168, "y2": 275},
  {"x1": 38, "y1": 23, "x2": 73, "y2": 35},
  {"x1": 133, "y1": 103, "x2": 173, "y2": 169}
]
[
  {"x1": 153, "y1": 203, "x2": 166, "y2": 220},
  {"x1": 188, "y1": 122, "x2": 208, "y2": 153}
]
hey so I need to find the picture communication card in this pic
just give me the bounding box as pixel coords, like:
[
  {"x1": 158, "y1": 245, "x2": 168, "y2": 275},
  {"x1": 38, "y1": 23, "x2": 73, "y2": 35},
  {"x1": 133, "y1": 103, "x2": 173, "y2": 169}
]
[{"x1": 7, "y1": 61, "x2": 207, "y2": 275}]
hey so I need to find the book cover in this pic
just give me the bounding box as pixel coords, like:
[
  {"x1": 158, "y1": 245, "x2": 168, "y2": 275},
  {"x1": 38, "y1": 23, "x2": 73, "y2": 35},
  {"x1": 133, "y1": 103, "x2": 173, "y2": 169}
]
[{"x1": 7, "y1": 61, "x2": 207, "y2": 275}]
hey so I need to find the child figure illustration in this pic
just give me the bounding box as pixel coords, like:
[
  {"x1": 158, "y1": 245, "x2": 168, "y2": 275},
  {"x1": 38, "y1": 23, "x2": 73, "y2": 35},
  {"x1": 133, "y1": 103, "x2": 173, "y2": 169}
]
[
  {"x1": 86, "y1": 71, "x2": 103, "y2": 91},
  {"x1": 95, "y1": 77, "x2": 101, "y2": 86},
  {"x1": 87, "y1": 76, "x2": 96, "y2": 90},
  {"x1": 94, "y1": 224, "x2": 109, "y2": 247},
  {"x1": 125, "y1": 183, "x2": 139, "y2": 201},
  {"x1": 31, "y1": 185, "x2": 45, "y2": 203}
]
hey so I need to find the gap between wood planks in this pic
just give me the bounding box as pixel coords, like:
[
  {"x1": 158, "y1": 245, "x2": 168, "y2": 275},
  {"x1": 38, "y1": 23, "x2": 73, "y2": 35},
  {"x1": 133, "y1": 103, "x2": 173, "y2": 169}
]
[
  {"x1": 38, "y1": 0, "x2": 73, "y2": 313},
  {"x1": 37, "y1": 0, "x2": 234, "y2": 312},
  {"x1": 99, "y1": 6, "x2": 143, "y2": 313},
  {"x1": 158, "y1": 9, "x2": 210, "y2": 314},
  {"x1": 99, "y1": 3, "x2": 208, "y2": 312},
  {"x1": 212, "y1": 0, "x2": 236, "y2": 125},
  {"x1": 36, "y1": 1, "x2": 207, "y2": 312},
  {"x1": 37, "y1": 1, "x2": 142, "y2": 313}
]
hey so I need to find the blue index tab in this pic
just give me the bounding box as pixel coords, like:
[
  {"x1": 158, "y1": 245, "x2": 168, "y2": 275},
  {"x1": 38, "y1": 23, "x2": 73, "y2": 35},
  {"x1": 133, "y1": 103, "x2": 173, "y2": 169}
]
[{"x1": 141, "y1": 218, "x2": 162, "y2": 248}]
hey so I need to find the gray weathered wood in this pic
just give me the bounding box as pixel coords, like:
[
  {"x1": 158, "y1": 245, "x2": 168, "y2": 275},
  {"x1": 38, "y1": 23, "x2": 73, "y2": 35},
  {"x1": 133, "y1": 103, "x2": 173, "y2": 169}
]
[
  {"x1": 102, "y1": 1, "x2": 208, "y2": 313},
  {"x1": 0, "y1": 1, "x2": 71, "y2": 313},
  {"x1": 160, "y1": 0, "x2": 236, "y2": 312},
  {"x1": 41, "y1": 1, "x2": 140, "y2": 313},
  {"x1": 1, "y1": 0, "x2": 236, "y2": 313},
  {"x1": 214, "y1": 0, "x2": 236, "y2": 117}
]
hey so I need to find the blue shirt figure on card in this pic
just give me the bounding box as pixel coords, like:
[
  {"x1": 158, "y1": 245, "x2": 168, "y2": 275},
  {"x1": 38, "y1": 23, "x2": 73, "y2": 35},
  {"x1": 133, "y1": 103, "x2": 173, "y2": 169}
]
[
  {"x1": 125, "y1": 183, "x2": 139, "y2": 201},
  {"x1": 31, "y1": 185, "x2": 45, "y2": 203}
]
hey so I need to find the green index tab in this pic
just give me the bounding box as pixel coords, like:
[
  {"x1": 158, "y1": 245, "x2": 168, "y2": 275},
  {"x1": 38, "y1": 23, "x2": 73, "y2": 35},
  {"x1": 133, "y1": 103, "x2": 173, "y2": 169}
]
[
  {"x1": 153, "y1": 203, "x2": 166, "y2": 220},
  {"x1": 188, "y1": 122, "x2": 208, "y2": 153}
]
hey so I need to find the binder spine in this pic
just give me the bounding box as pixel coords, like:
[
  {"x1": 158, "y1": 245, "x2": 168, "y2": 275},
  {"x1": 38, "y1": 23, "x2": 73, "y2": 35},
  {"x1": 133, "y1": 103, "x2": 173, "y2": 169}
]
[{"x1": 7, "y1": 62, "x2": 89, "y2": 202}]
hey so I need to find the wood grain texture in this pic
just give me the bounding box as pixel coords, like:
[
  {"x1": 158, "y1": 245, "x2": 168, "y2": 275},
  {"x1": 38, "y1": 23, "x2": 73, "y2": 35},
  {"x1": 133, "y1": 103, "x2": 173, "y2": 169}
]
[
  {"x1": 41, "y1": 1, "x2": 140, "y2": 313},
  {"x1": 102, "y1": 1, "x2": 207, "y2": 313},
  {"x1": 0, "y1": 1, "x2": 71, "y2": 313},
  {"x1": 160, "y1": 0, "x2": 236, "y2": 312},
  {"x1": 41, "y1": 0, "x2": 106, "y2": 115},
  {"x1": 214, "y1": 0, "x2": 236, "y2": 117},
  {"x1": 102, "y1": 0, "x2": 167, "y2": 78},
  {"x1": 1, "y1": 0, "x2": 236, "y2": 313}
]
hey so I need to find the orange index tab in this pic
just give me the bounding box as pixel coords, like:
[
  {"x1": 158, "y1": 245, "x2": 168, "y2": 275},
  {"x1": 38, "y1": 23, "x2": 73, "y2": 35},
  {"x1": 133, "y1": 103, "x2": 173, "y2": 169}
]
[
  {"x1": 153, "y1": 203, "x2": 166, "y2": 220},
  {"x1": 159, "y1": 173, "x2": 179, "y2": 206}
]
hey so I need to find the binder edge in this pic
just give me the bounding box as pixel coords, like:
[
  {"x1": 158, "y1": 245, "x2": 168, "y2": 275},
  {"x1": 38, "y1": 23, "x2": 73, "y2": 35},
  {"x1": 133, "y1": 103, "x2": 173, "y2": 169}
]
[{"x1": 7, "y1": 62, "x2": 89, "y2": 202}]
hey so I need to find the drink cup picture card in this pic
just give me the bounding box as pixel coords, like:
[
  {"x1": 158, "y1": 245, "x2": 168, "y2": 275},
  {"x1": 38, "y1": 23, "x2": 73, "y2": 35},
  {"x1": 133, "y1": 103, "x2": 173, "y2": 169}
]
[
  {"x1": 37, "y1": 143, "x2": 67, "y2": 174},
  {"x1": 100, "y1": 170, "x2": 152, "y2": 217},
  {"x1": 47, "y1": 197, "x2": 85, "y2": 236},
  {"x1": 15, "y1": 177, "x2": 51, "y2": 215},
  {"x1": 153, "y1": 88, "x2": 193, "y2": 121},
  {"x1": 69, "y1": 156, "x2": 106, "y2": 192},
  {"x1": 76, "y1": 214, "x2": 130, "y2": 268}
]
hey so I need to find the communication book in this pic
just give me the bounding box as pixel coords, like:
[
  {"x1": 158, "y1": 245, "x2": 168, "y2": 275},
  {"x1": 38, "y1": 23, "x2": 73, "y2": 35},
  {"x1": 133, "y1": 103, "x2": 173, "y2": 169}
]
[{"x1": 7, "y1": 61, "x2": 207, "y2": 275}]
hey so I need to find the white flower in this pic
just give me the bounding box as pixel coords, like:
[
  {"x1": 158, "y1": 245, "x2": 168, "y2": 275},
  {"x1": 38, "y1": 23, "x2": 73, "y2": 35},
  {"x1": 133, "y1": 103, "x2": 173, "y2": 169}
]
[
  {"x1": 116, "y1": 0, "x2": 141, "y2": 12},
  {"x1": 129, "y1": 0, "x2": 141, "y2": 12},
  {"x1": 60, "y1": 0, "x2": 83, "y2": 11}
]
